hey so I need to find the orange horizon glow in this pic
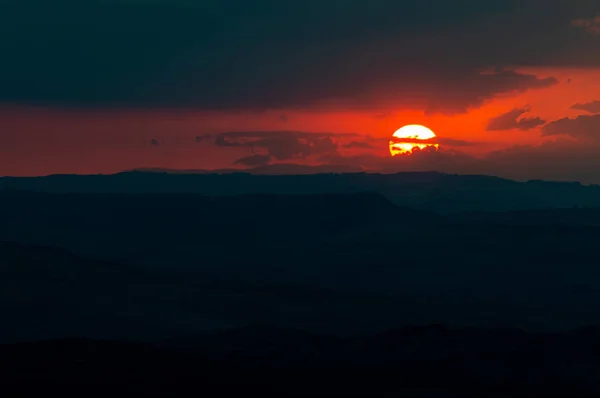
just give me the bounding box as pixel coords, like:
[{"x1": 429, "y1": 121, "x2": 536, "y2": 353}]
[{"x1": 1, "y1": 67, "x2": 600, "y2": 177}]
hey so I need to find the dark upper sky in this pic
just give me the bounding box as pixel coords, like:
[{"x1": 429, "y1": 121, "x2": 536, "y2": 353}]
[
  {"x1": 0, "y1": 0, "x2": 597, "y2": 110},
  {"x1": 1, "y1": 0, "x2": 600, "y2": 180}
]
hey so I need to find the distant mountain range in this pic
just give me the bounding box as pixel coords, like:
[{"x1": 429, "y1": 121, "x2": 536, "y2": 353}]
[
  {"x1": 1, "y1": 170, "x2": 598, "y2": 213},
  {"x1": 4, "y1": 170, "x2": 600, "y2": 349}
]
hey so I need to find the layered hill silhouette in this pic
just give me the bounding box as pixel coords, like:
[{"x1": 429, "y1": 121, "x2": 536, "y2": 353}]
[
  {"x1": 0, "y1": 191, "x2": 441, "y2": 265},
  {"x1": 2, "y1": 170, "x2": 600, "y2": 212},
  {"x1": 3, "y1": 188, "x2": 600, "y2": 338},
  {"x1": 4, "y1": 172, "x2": 600, "y2": 395}
]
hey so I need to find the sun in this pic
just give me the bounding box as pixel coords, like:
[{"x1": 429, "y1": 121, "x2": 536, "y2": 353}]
[{"x1": 389, "y1": 125, "x2": 439, "y2": 156}]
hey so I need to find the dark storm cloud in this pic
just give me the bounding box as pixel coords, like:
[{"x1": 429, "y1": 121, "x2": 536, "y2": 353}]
[
  {"x1": 486, "y1": 107, "x2": 546, "y2": 131},
  {"x1": 214, "y1": 131, "x2": 343, "y2": 160},
  {"x1": 571, "y1": 101, "x2": 600, "y2": 114},
  {"x1": 0, "y1": 0, "x2": 592, "y2": 113},
  {"x1": 234, "y1": 154, "x2": 271, "y2": 167},
  {"x1": 423, "y1": 72, "x2": 557, "y2": 115},
  {"x1": 542, "y1": 114, "x2": 600, "y2": 140}
]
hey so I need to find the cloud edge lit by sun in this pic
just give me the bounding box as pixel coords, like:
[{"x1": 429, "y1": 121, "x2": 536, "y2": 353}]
[{"x1": 389, "y1": 125, "x2": 440, "y2": 156}]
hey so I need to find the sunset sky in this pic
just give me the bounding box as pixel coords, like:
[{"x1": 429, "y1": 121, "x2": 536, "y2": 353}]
[{"x1": 1, "y1": 1, "x2": 600, "y2": 182}]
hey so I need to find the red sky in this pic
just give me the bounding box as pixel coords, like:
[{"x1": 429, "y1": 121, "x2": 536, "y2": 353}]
[
  {"x1": 1, "y1": 2, "x2": 600, "y2": 182},
  {"x1": 3, "y1": 67, "x2": 600, "y2": 181}
]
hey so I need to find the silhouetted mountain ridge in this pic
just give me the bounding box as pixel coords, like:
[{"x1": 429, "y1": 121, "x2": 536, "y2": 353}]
[
  {"x1": 0, "y1": 191, "x2": 443, "y2": 260},
  {"x1": 460, "y1": 207, "x2": 600, "y2": 226},
  {"x1": 3, "y1": 170, "x2": 599, "y2": 213}
]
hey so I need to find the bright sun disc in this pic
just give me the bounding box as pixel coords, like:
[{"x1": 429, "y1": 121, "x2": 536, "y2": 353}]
[{"x1": 389, "y1": 124, "x2": 439, "y2": 156}]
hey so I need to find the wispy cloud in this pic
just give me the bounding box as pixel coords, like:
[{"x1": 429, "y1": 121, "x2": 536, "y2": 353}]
[{"x1": 486, "y1": 107, "x2": 546, "y2": 131}]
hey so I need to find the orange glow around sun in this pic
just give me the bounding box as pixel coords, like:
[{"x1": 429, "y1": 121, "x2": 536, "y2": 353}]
[{"x1": 389, "y1": 124, "x2": 439, "y2": 156}]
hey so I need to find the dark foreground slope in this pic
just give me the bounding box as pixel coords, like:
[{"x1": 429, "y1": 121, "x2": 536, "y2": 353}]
[
  {"x1": 0, "y1": 191, "x2": 443, "y2": 272},
  {"x1": 3, "y1": 240, "x2": 572, "y2": 342},
  {"x1": 3, "y1": 190, "x2": 600, "y2": 336},
  {"x1": 2, "y1": 326, "x2": 600, "y2": 397},
  {"x1": 0, "y1": 241, "x2": 399, "y2": 341}
]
